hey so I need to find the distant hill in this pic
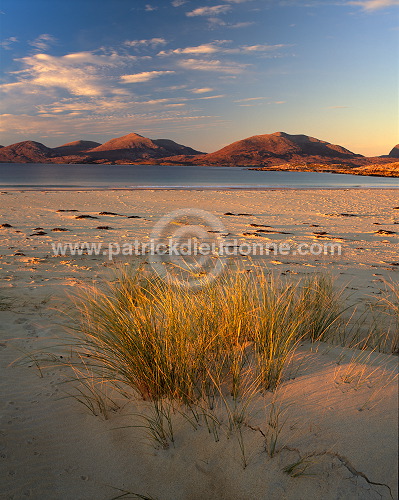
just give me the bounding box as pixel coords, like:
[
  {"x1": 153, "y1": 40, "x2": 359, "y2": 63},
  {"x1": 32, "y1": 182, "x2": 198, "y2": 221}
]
[
  {"x1": 389, "y1": 144, "x2": 399, "y2": 158},
  {"x1": 88, "y1": 133, "x2": 203, "y2": 160},
  {"x1": 0, "y1": 132, "x2": 397, "y2": 176},
  {"x1": 185, "y1": 132, "x2": 364, "y2": 167},
  {"x1": 0, "y1": 141, "x2": 55, "y2": 163},
  {"x1": 152, "y1": 138, "x2": 201, "y2": 156},
  {"x1": 53, "y1": 140, "x2": 102, "y2": 155},
  {"x1": 0, "y1": 133, "x2": 203, "y2": 164}
]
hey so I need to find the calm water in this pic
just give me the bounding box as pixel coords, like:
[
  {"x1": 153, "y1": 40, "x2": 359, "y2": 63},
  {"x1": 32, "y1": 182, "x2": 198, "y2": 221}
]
[{"x1": 0, "y1": 163, "x2": 398, "y2": 189}]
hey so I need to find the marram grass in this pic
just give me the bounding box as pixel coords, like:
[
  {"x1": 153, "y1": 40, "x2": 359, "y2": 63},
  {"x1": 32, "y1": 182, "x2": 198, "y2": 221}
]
[{"x1": 69, "y1": 267, "x2": 344, "y2": 406}]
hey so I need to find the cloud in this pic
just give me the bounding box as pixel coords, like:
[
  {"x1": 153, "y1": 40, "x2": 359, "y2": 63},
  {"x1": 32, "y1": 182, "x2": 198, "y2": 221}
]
[
  {"x1": 191, "y1": 87, "x2": 214, "y2": 93},
  {"x1": 347, "y1": 0, "x2": 399, "y2": 10},
  {"x1": 228, "y1": 21, "x2": 255, "y2": 28},
  {"x1": 239, "y1": 44, "x2": 288, "y2": 52},
  {"x1": 145, "y1": 4, "x2": 158, "y2": 11},
  {"x1": 120, "y1": 70, "x2": 175, "y2": 83},
  {"x1": 159, "y1": 42, "x2": 225, "y2": 56},
  {"x1": 3, "y1": 51, "x2": 137, "y2": 97},
  {"x1": 234, "y1": 97, "x2": 266, "y2": 102},
  {"x1": 0, "y1": 112, "x2": 218, "y2": 140},
  {"x1": 171, "y1": 0, "x2": 187, "y2": 5},
  {"x1": 124, "y1": 38, "x2": 167, "y2": 47},
  {"x1": 195, "y1": 94, "x2": 225, "y2": 99},
  {"x1": 36, "y1": 97, "x2": 130, "y2": 115},
  {"x1": 178, "y1": 58, "x2": 248, "y2": 73},
  {"x1": 186, "y1": 5, "x2": 231, "y2": 17},
  {"x1": 28, "y1": 34, "x2": 56, "y2": 51},
  {"x1": 0, "y1": 36, "x2": 18, "y2": 50},
  {"x1": 159, "y1": 41, "x2": 290, "y2": 56}
]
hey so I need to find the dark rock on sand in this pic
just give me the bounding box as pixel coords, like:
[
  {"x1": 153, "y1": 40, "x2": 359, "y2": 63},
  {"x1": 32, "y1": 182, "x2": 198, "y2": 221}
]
[
  {"x1": 224, "y1": 212, "x2": 253, "y2": 216},
  {"x1": 99, "y1": 211, "x2": 123, "y2": 216},
  {"x1": 374, "y1": 230, "x2": 396, "y2": 235},
  {"x1": 326, "y1": 213, "x2": 358, "y2": 217},
  {"x1": 256, "y1": 229, "x2": 292, "y2": 234}
]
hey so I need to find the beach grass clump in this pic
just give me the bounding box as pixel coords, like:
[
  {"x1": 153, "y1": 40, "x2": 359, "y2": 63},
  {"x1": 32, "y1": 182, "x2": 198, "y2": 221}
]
[
  {"x1": 297, "y1": 273, "x2": 344, "y2": 343},
  {"x1": 379, "y1": 281, "x2": 399, "y2": 354},
  {"x1": 51, "y1": 266, "x2": 351, "y2": 455},
  {"x1": 69, "y1": 267, "x2": 343, "y2": 407},
  {"x1": 344, "y1": 281, "x2": 399, "y2": 354}
]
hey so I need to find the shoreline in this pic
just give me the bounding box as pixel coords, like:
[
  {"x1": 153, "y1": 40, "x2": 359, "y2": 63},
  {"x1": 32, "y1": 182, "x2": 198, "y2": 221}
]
[{"x1": 1, "y1": 186, "x2": 399, "y2": 192}]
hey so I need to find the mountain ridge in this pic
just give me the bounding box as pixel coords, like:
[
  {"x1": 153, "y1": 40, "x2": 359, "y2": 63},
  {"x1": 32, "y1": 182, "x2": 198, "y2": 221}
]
[
  {"x1": 389, "y1": 144, "x2": 399, "y2": 158},
  {"x1": 0, "y1": 132, "x2": 397, "y2": 176}
]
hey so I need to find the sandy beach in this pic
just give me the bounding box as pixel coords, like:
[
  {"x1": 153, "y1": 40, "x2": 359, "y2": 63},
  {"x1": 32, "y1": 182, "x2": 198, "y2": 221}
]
[{"x1": 1, "y1": 188, "x2": 398, "y2": 500}]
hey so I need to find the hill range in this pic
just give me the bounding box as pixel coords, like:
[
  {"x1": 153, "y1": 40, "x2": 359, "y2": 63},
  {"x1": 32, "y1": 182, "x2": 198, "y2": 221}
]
[{"x1": 0, "y1": 132, "x2": 398, "y2": 177}]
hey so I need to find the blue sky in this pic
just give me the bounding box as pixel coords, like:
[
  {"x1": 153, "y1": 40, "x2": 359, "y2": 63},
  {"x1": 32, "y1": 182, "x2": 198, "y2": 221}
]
[{"x1": 0, "y1": 0, "x2": 398, "y2": 155}]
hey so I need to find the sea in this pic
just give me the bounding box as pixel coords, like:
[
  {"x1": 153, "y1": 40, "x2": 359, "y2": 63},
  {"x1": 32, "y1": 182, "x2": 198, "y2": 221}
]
[{"x1": 0, "y1": 163, "x2": 398, "y2": 190}]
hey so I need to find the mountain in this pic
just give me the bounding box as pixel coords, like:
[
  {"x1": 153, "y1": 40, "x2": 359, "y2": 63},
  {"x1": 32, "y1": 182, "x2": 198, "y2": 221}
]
[
  {"x1": 53, "y1": 140, "x2": 102, "y2": 155},
  {"x1": 0, "y1": 133, "x2": 203, "y2": 164},
  {"x1": 152, "y1": 138, "x2": 200, "y2": 156},
  {"x1": 389, "y1": 145, "x2": 399, "y2": 158},
  {"x1": 0, "y1": 141, "x2": 55, "y2": 163},
  {"x1": 186, "y1": 132, "x2": 364, "y2": 167},
  {"x1": 0, "y1": 132, "x2": 397, "y2": 177},
  {"x1": 88, "y1": 133, "x2": 203, "y2": 160}
]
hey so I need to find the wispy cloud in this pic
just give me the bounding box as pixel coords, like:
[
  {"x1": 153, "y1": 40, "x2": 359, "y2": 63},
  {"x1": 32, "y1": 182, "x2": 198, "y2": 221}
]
[
  {"x1": 186, "y1": 5, "x2": 231, "y2": 17},
  {"x1": 159, "y1": 41, "x2": 290, "y2": 56},
  {"x1": 190, "y1": 87, "x2": 214, "y2": 93},
  {"x1": 124, "y1": 38, "x2": 167, "y2": 48},
  {"x1": 195, "y1": 94, "x2": 225, "y2": 99},
  {"x1": 234, "y1": 97, "x2": 266, "y2": 102},
  {"x1": 159, "y1": 42, "x2": 225, "y2": 56},
  {"x1": 28, "y1": 34, "x2": 56, "y2": 51},
  {"x1": 178, "y1": 58, "x2": 249, "y2": 73},
  {"x1": 0, "y1": 36, "x2": 18, "y2": 50},
  {"x1": 120, "y1": 70, "x2": 175, "y2": 83},
  {"x1": 347, "y1": 0, "x2": 399, "y2": 10},
  {"x1": 0, "y1": 112, "x2": 219, "y2": 139},
  {"x1": 2, "y1": 51, "x2": 137, "y2": 97},
  {"x1": 228, "y1": 21, "x2": 255, "y2": 28},
  {"x1": 164, "y1": 103, "x2": 186, "y2": 107},
  {"x1": 145, "y1": 4, "x2": 158, "y2": 11},
  {"x1": 171, "y1": 0, "x2": 187, "y2": 5}
]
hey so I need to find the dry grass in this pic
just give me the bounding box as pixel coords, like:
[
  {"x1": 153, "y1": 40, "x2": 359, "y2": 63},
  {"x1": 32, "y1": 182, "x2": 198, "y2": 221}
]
[
  {"x1": 27, "y1": 267, "x2": 398, "y2": 465},
  {"x1": 69, "y1": 267, "x2": 344, "y2": 409}
]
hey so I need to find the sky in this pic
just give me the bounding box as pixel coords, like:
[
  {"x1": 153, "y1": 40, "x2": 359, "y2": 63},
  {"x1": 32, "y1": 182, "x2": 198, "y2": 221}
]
[{"x1": 0, "y1": 0, "x2": 398, "y2": 156}]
